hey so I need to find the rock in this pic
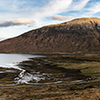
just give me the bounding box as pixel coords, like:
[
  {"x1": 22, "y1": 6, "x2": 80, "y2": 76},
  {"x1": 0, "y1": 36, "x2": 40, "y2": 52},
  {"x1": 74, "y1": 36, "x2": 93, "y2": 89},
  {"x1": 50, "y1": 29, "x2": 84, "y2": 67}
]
[{"x1": 75, "y1": 92, "x2": 79, "y2": 95}]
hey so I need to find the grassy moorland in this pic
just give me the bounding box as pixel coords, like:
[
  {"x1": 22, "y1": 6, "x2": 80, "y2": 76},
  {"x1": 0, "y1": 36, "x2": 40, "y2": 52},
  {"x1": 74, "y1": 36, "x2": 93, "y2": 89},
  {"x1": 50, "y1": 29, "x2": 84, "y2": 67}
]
[
  {"x1": 1, "y1": 54, "x2": 100, "y2": 100},
  {"x1": 42, "y1": 54, "x2": 100, "y2": 78}
]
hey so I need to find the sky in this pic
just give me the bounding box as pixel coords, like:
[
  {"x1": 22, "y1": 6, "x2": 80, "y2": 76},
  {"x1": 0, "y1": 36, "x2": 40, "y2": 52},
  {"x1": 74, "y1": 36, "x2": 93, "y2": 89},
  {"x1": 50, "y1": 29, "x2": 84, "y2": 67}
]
[{"x1": 0, "y1": 0, "x2": 100, "y2": 40}]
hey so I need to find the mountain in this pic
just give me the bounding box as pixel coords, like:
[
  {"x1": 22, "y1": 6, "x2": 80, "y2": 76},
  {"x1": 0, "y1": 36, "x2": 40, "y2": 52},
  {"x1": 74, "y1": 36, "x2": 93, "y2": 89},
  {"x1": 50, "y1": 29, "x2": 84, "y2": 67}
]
[{"x1": 0, "y1": 18, "x2": 100, "y2": 54}]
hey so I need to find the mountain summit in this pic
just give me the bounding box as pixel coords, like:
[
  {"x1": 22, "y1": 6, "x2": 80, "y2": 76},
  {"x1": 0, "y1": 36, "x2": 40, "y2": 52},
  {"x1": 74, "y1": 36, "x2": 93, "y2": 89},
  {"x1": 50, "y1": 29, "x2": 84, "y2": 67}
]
[{"x1": 0, "y1": 18, "x2": 100, "y2": 54}]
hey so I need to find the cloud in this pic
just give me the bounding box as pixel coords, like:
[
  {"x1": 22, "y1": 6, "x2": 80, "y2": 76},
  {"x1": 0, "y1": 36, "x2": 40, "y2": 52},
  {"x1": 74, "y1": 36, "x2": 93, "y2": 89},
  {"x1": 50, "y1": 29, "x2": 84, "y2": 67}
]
[
  {"x1": 79, "y1": 2, "x2": 100, "y2": 17},
  {"x1": 0, "y1": 19, "x2": 34, "y2": 27},
  {"x1": 51, "y1": 15, "x2": 74, "y2": 21},
  {"x1": 30, "y1": 0, "x2": 73, "y2": 27},
  {"x1": 30, "y1": 0, "x2": 91, "y2": 27},
  {"x1": 0, "y1": 0, "x2": 90, "y2": 28},
  {"x1": 34, "y1": 0, "x2": 73, "y2": 18},
  {"x1": 0, "y1": 0, "x2": 33, "y2": 12},
  {"x1": 70, "y1": 0, "x2": 90, "y2": 11},
  {"x1": 87, "y1": 2, "x2": 100, "y2": 14},
  {"x1": 12, "y1": 19, "x2": 34, "y2": 24},
  {"x1": 0, "y1": 37, "x2": 5, "y2": 41}
]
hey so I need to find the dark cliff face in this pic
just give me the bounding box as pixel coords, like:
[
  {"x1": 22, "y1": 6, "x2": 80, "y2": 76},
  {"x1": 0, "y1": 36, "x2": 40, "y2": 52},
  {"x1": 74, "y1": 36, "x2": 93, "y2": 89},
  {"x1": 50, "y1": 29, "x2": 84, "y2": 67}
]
[{"x1": 0, "y1": 18, "x2": 100, "y2": 54}]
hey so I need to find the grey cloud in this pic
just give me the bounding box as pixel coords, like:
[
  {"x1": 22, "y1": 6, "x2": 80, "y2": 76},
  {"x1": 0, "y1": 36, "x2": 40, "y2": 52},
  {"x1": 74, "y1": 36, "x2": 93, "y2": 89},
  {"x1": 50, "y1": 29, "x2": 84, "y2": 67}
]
[{"x1": 0, "y1": 19, "x2": 34, "y2": 27}]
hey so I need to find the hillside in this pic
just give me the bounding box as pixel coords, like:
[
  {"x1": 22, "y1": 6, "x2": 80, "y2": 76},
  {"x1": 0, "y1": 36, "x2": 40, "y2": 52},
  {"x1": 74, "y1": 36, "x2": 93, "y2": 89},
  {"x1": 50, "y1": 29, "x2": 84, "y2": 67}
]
[{"x1": 0, "y1": 17, "x2": 100, "y2": 54}]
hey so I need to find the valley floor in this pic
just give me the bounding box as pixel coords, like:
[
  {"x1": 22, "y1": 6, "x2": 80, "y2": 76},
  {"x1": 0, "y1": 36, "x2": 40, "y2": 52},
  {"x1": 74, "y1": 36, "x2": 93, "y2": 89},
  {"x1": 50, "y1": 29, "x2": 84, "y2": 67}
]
[
  {"x1": 0, "y1": 81, "x2": 100, "y2": 100},
  {"x1": 1, "y1": 54, "x2": 100, "y2": 100}
]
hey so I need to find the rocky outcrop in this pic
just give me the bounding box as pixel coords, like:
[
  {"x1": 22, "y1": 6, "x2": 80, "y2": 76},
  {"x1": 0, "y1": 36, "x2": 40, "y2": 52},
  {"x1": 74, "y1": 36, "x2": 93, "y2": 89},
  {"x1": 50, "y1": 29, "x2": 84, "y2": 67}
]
[{"x1": 0, "y1": 18, "x2": 100, "y2": 54}]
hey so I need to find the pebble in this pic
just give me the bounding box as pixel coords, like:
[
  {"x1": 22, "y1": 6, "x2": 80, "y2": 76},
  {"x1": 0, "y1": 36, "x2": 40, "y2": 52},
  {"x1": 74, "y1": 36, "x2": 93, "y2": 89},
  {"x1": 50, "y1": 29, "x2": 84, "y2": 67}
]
[{"x1": 75, "y1": 92, "x2": 79, "y2": 95}]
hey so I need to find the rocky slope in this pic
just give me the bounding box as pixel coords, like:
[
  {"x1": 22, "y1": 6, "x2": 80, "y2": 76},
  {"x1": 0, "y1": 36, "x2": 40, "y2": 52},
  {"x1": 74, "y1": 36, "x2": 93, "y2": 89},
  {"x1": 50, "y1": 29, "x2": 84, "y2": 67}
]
[{"x1": 0, "y1": 18, "x2": 100, "y2": 54}]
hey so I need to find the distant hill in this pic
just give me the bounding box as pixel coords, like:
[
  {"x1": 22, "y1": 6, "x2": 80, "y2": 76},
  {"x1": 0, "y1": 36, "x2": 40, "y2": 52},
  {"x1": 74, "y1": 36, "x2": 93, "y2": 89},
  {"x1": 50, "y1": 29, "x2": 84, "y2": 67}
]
[{"x1": 0, "y1": 18, "x2": 100, "y2": 54}]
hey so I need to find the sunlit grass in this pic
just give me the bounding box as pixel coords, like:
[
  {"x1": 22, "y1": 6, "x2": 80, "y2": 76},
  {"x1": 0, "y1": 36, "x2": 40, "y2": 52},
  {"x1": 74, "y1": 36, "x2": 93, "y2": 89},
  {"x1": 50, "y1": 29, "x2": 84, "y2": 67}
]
[
  {"x1": 43, "y1": 55, "x2": 100, "y2": 78},
  {"x1": 61, "y1": 62, "x2": 100, "y2": 77}
]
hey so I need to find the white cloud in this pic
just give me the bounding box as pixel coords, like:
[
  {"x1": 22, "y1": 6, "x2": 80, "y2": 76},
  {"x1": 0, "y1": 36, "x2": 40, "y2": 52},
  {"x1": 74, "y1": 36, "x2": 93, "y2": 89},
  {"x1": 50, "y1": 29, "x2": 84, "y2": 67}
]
[
  {"x1": 29, "y1": 0, "x2": 73, "y2": 27},
  {"x1": 30, "y1": 0, "x2": 91, "y2": 27},
  {"x1": 51, "y1": 15, "x2": 74, "y2": 21},
  {"x1": 0, "y1": 0, "x2": 32, "y2": 12},
  {"x1": 0, "y1": 37, "x2": 5, "y2": 41},
  {"x1": 87, "y1": 2, "x2": 100, "y2": 14},
  {"x1": 80, "y1": 2, "x2": 100, "y2": 17},
  {"x1": 70, "y1": 0, "x2": 90, "y2": 11},
  {"x1": 0, "y1": 25, "x2": 33, "y2": 39},
  {"x1": 33, "y1": 0, "x2": 72, "y2": 18},
  {"x1": 43, "y1": 0, "x2": 72, "y2": 16},
  {"x1": 12, "y1": 19, "x2": 34, "y2": 24},
  {"x1": 0, "y1": 19, "x2": 34, "y2": 27}
]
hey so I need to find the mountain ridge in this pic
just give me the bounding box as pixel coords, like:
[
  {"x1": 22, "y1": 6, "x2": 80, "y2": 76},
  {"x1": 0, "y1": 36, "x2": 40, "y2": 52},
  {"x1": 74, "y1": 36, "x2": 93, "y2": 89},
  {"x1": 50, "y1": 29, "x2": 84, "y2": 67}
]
[{"x1": 0, "y1": 17, "x2": 100, "y2": 54}]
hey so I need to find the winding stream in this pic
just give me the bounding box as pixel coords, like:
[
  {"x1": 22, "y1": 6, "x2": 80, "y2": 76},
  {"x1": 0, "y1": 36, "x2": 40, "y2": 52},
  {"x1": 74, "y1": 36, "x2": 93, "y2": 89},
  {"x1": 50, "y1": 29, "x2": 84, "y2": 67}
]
[
  {"x1": 0, "y1": 54, "x2": 84, "y2": 86},
  {"x1": 0, "y1": 54, "x2": 45, "y2": 85}
]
